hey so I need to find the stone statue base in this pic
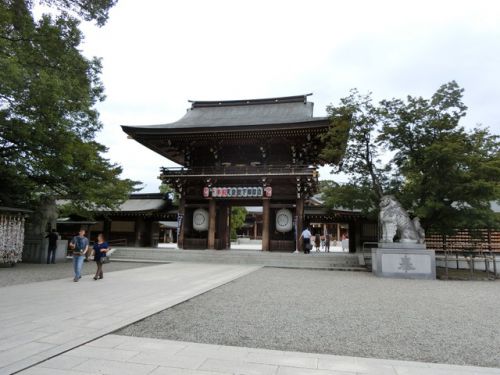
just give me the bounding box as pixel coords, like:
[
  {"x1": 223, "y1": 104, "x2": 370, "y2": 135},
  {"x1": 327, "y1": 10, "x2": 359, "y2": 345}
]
[
  {"x1": 372, "y1": 243, "x2": 436, "y2": 280},
  {"x1": 23, "y1": 239, "x2": 68, "y2": 263}
]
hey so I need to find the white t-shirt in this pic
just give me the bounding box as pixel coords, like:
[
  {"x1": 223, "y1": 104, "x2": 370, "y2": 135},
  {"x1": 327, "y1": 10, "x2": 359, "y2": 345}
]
[{"x1": 301, "y1": 229, "x2": 312, "y2": 239}]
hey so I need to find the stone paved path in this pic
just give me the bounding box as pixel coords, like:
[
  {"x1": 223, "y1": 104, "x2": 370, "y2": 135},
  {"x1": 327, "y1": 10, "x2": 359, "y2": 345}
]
[
  {"x1": 0, "y1": 263, "x2": 260, "y2": 375},
  {"x1": 20, "y1": 334, "x2": 500, "y2": 375}
]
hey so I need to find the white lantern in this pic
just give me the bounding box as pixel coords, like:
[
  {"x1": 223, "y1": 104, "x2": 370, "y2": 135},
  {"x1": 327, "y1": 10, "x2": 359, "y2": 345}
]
[
  {"x1": 275, "y1": 209, "x2": 293, "y2": 233},
  {"x1": 193, "y1": 209, "x2": 209, "y2": 231}
]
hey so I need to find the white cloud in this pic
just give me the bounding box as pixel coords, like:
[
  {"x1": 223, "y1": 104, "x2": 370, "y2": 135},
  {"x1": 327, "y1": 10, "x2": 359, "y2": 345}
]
[{"x1": 72, "y1": 0, "x2": 500, "y2": 191}]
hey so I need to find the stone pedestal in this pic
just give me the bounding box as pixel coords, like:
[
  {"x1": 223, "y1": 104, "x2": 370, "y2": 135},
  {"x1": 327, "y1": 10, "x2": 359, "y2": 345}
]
[
  {"x1": 55, "y1": 240, "x2": 68, "y2": 262},
  {"x1": 372, "y1": 243, "x2": 435, "y2": 279},
  {"x1": 23, "y1": 239, "x2": 68, "y2": 263}
]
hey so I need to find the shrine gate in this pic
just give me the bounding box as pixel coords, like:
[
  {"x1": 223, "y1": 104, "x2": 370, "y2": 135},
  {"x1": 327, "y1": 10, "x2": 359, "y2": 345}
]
[{"x1": 122, "y1": 94, "x2": 331, "y2": 251}]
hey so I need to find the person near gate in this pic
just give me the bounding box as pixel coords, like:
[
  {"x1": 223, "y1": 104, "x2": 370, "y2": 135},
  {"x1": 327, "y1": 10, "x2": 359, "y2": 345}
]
[
  {"x1": 92, "y1": 233, "x2": 109, "y2": 280},
  {"x1": 341, "y1": 233, "x2": 349, "y2": 252},
  {"x1": 325, "y1": 233, "x2": 331, "y2": 252},
  {"x1": 299, "y1": 226, "x2": 312, "y2": 254},
  {"x1": 45, "y1": 228, "x2": 59, "y2": 264},
  {"x1": 69, "y1": 229, "x2": 89, "y2": 282},
  {"x1": 314, "y1": 233, "x2": 321, "y2": 252}
]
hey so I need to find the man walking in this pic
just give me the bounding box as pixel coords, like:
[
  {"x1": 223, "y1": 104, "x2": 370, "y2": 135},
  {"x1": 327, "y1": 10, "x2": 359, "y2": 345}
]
[
  {"x1": 45, "y1": 229, "x2": 59, "y2": 264},
  {"x1": 69, "y1": 229, "x2": 89, "y2": 282},
  {"x1": 299, "y1": 226, "x2": 312, "y2": 254}
]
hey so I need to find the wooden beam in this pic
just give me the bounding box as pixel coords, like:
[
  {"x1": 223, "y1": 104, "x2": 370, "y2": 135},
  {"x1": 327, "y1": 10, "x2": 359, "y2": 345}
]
[
  {"x1": 270, "y1": 203, "x2": 295, "y2": 208},
  {"x1": 208, "y1": 199, "x2": 216, "y2": 249}
]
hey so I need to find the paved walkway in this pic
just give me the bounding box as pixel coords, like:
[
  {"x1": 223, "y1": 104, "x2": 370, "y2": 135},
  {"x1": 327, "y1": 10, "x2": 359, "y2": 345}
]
[
  {"x1": 20, "y1": 334, "x2": 500, "y2": 375},
  {"x1": 3, "y1": 263, "x2": 500, "y2": 375},
  {"x1": 0, "y1": 263, "x2": 260, "y2": 375}
]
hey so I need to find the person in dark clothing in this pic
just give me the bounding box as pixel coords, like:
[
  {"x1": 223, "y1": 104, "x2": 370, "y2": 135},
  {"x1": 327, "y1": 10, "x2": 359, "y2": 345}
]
[
  {"x1": 45, "y1": 229, "x2": 59, "y2": 264},
  {"x1": 314, "y1": 233, "x2": 321, "y2": 252},
  {"x1": 299, "y1": 227, "x2": 312, "y2": 254},
  {"x1": 325, "y1": 233, "x2": 331, "y2": 252},
  {"x1": 92, "y1": 233, "x2": 109, "y2": 280}
]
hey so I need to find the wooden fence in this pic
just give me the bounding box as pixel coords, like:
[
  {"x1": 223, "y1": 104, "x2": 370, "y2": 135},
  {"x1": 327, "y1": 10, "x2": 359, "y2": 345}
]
[{"x1": 426, "y1": 229, "x2": 500, "y2": 253}]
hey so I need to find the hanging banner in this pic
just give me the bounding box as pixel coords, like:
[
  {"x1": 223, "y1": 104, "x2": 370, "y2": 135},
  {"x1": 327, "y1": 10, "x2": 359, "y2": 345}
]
[
  {"x1": 203, "y1": 186, "x2": 272, "y2": 198},
  {"x1": 176, "y1": 213, "x2": 184, "y2": 243},
  {"x1": 177, "y1": 214, "x2": 184, "y2": 233}
]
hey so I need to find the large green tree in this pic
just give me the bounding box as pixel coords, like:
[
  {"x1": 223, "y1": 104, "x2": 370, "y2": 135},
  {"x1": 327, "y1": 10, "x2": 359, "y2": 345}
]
[
  {"x1": 321, "y1": 82, "x2": 500, "y2": 235},
  {"x1": 230, "y1": 207, "x2": 247, "y2": 240},
  {"x1": 0, "y1": 0, "x2": 138, "y2": 215}
]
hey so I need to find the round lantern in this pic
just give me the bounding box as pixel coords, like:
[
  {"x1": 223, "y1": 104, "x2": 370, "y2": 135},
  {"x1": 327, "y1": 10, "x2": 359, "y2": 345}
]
[
  {"x1": 193, "y1": 209, "x2": 209, "y2": 231},
  {"x1": 275, "y1": 209, "x2": 293, "y2": 233}
]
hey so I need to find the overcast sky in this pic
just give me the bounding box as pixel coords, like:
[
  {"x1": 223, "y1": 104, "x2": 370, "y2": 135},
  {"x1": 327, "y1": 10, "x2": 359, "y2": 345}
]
[{"x1": 76, "y1": 0, "x2": 500, "y2": 193}]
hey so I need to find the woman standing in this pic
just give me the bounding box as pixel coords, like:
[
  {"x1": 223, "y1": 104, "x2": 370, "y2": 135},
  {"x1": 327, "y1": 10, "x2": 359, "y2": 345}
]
[
  {"x1": 92, "y1": 233, "x2": 109, "y2": 280},
  {"x1": 315, "y1": 233, "x2": 321, "y2": 252}
]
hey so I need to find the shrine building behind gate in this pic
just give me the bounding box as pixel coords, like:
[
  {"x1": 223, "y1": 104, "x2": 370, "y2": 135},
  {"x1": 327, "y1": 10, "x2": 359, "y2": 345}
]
[{"x1": 122, "y1": 94, "x2": 333, "y2": 251}]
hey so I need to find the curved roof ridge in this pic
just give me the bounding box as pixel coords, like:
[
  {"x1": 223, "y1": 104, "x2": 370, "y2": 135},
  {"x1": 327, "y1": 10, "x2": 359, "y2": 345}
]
[{"x1": 189, "y1": 93, "x2": 313, "y2": 108}]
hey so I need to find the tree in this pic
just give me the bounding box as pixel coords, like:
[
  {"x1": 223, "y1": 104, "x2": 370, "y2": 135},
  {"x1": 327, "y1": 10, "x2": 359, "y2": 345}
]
[
  {"x1": 379, "y1": 82, "x2": 500, "y2": 235},
  {"x1": 159, "y1": 183, "x2": 178, "y2": 207},
  {"x1": 320, "y1": 180, "x2": 378, "y2": 219},
  {"x1": 320, "y1": 82, "x2": 500, "y2": 235},
  {"x1": 230, "y1": 207, "x2": 247, "y2": 240},
  {"x1": 0, "y1": 0, "x2": 139, "y2": 218},
  {"x1": 320, "y1": 89, "x2": 399, "y2": 217}
]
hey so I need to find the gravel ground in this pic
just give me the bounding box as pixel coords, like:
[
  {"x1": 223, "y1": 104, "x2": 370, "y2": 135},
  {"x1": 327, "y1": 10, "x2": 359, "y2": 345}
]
[
  {"x1": 0, "y1": 260, "x2": 156, "y2": 287},
  {"x1": 117, "y1": 268, "x2": 500, "y2": 368}
]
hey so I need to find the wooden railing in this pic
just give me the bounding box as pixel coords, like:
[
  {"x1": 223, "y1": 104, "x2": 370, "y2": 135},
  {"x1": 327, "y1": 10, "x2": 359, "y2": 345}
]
[
  {"x1": 107, "y1": 238, "x2": 128, "y2": 247},
  {"x1": 160, "y1": 165, "x2": 317, "y2": 178}
]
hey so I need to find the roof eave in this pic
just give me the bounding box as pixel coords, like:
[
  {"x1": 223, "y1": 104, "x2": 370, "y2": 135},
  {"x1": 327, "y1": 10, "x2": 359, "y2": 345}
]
[{"x1": 122, "y1": 118, "x2": 330, "y2": 137}]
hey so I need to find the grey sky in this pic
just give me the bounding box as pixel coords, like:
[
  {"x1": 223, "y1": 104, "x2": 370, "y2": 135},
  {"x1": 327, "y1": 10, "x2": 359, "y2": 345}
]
[{"x1": 77, "y1": 0, "x2": 500, "y2": 192}]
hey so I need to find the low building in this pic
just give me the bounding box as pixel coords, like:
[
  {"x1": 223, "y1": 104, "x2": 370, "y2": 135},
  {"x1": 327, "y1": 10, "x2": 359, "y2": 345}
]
[{"x1": 57, "y1": 193, "x2": 177, "y2": 247}]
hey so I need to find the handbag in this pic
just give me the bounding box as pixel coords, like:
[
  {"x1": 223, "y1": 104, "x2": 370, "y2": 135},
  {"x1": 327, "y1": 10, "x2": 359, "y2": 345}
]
[{"x1": 101, "y1": 248, "x2": 111, "y2": 263}]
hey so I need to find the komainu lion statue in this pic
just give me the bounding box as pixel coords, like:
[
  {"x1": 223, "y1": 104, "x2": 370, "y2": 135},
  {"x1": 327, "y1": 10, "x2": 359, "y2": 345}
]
[{"x1": 379, "y1": 195, "x2": 425, "y2": 244}]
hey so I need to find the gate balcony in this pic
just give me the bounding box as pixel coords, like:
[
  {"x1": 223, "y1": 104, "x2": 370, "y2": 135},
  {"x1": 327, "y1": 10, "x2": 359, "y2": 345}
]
[{"x1": 160, "y1": 165, "x2": 318, "y2": 179}]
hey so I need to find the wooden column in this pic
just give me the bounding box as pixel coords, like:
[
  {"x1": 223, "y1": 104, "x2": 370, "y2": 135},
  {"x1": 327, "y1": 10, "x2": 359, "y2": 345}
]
[
  {"x1": 226, "y1": 206, "x2": 231, "y2": 249},
  {"x1": 134, "y1": 217, "x2": 145, "y2": 247},
  {"x1": 208, "y1": 199, "x2": 216, "y2": 249},
  {"x1": 86, "y1": 224, "x2": 93, "y2": 245},
  {"x1": 177, "y1": 197, "x2": 185, "y2": 249},
  {"x1": 262, "y1": 199, "x2": 270, "y2": 251},
  {"x1": 150, "y1": 221, "x2": 160, "y2": 248},
  {"x1": 296, "y1": 198, "x2": 304, "y2": 252},
  {"x1": 217, "y1": 204, "x2": 229, "y2": 250},
  {"x1": 228, "y1": 207, "x2": 232, "y2": 249},
  {"x1": 103, "y1": 219, "x2": 111, "y2": 241}
]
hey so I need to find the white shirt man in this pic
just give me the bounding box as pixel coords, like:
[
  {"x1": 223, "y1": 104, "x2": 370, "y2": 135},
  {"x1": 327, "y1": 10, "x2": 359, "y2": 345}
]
[
  {"x1": 299, "y1": 227, "x2": 312, "y2": 254},
  {"x1": 301, "y1": 228, "x2": 312, "y2": 239}
]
